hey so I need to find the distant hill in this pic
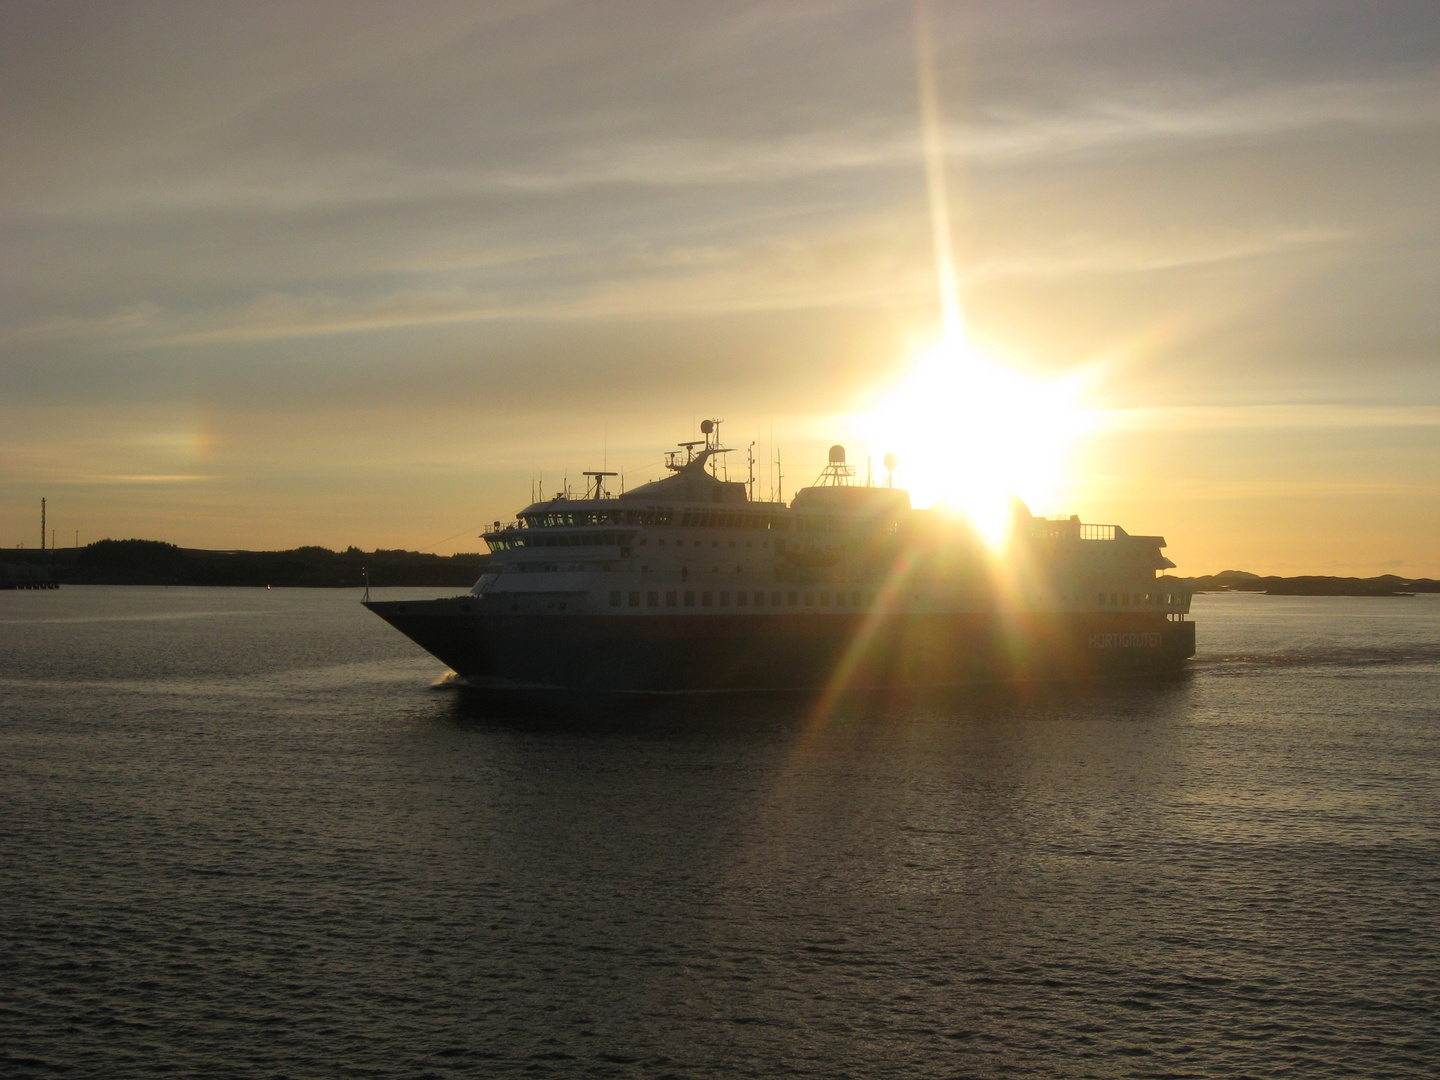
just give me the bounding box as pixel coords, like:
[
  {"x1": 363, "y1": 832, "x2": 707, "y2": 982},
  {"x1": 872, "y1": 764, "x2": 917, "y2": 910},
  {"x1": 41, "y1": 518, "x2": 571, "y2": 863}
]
[
  {"x1": 2, "y1": 541, "x2": 487, "y2": 587},
  {"x1": 4, "y1": 544, "x2": 1436, "y2": 594},
  {"x1": 1191, "y1": 570, "x2": 1438, "y2": 596}
]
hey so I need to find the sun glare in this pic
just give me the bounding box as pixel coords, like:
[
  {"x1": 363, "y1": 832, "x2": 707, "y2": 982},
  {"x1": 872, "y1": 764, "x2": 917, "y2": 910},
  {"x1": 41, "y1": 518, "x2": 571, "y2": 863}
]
[{"x1": 860, "y1": 338, "x2": 1089, "y2": 546}]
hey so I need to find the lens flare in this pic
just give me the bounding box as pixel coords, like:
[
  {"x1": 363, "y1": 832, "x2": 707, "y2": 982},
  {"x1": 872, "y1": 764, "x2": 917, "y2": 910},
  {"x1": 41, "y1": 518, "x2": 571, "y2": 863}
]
[{"x1": 860, "y1": 338, "x2": 1090, "y2": 547}]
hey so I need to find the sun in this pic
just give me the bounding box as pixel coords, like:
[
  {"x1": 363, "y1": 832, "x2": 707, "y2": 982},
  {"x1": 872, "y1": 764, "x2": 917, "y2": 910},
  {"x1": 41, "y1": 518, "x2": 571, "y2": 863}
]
[{"x1": 859, "y1": 337, "x2": 1089, "y2": 546}]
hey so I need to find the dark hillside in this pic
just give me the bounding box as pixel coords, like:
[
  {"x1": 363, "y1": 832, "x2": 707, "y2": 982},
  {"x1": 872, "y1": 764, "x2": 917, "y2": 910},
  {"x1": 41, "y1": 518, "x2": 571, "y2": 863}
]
[
  {"x1": 1191, "y1": 570, "x2": 1438, "y2": 595},
  {"x1": 3, "y1": 542, "x2": 486, "y2": 587}
]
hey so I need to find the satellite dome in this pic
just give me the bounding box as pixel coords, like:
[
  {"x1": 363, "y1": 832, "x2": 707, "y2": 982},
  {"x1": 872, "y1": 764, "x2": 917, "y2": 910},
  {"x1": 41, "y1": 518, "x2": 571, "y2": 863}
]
[
  {"x1": 700, "y1": 419, "x2": 714, "y2": 434},
  {"x1": 828, "y1": 444, "x2": 846, "y2": 464},
  {"x1": 883, "y1": 452, "x2": 898, "y2": 472}
]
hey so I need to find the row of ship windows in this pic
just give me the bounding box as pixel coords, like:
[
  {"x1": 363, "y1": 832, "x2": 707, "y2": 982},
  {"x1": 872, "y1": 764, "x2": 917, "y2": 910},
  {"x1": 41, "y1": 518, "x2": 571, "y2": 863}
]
[
  {"x1": 519, "y1": 509, "x2": 870, "y2": 533},
  {"x1": 491, "y1": 535, "x2": 781, "y2": 553},
  {"x1": 611, "y1": 589, "x2": 875, "y2": 609},
  {"x1": 523, "y1": 510, "x2": 672, "y2": 527},
  {"x1": 643, "y1": 537, "x2": 766, "y2": 548},
  {"x1": 489, "y1": 532, "x2": 630, "y2": 550},
  {"x1": 1099, "y1": 591, "x2": 1178, "y2": 605},
  {"x1": 522, "y1": 509, "x2": 782, "y2": 529}
]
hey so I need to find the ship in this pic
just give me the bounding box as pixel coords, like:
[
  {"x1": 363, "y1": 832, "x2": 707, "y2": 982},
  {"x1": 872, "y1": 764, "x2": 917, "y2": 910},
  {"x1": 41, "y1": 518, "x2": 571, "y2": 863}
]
[{"x1": 365, "y1": 421, "x2": 1194, "y2": 692}]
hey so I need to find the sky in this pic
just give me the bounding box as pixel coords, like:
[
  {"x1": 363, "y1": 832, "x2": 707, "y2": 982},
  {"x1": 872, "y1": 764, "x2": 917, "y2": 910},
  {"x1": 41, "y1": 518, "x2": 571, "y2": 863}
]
[{"x1": 2, "y1": 0, "x2": 1437, "y2": 575}]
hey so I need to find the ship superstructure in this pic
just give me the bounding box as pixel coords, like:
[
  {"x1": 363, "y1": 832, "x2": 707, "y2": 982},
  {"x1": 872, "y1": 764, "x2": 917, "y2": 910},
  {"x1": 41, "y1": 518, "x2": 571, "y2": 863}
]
[{"x1": 365, "y1": 421, "x2": 1194, "y2": 691}]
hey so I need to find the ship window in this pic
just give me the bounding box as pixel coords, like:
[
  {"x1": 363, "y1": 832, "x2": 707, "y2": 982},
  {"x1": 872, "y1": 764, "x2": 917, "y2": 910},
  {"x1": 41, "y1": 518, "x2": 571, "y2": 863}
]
[
  {"x1": 639, "y1": 538, "x2": 647, "y2": 545},
  {"x1": 736, "y1": 591, "x2": 747, "y2": 607},
  {"x1": 1123, "y1": 593, "x2": 1130, "y2": 605},
  {"x1": 610, "y1": 591, "x2": 621, "y2": 607},
  {"x1": 755, "y1": 591, "x2": 764, "y2": 606},
  {"x1": 647, "y1": 591, "x2": 658, "y2": 607},
  {"x1": 728, "y1": 540, "x2": 735, "y2": 548},
  {"x1": 1145, "y1": 593, "x2": 1152, "y2": 604},
  {"x1": 851, "y1": 592, "x2": 861, "y2": 607},
  {"x1": 820, "y1": 592, "x2": 831, "y2": 606},
  {"x1": 658, "y1": 539, "x2": 665, "y2": 546},
  {"x1": 665, "y1": 591, "x2": 677, "y2": 606},
  {"x1": 1098, "y1": 593, "x2": 1105, "y2": 605},
  {"x1": 702, "y1": 592, "x2": 713, "y2": 606},
  {"x1": 788, "y1": 592, "x2": 798, "y2": 606},
  {"x1": 1111, "y1": 593, "x2": 1118, "y2": 605},
  {"x1": 771, "y1": 592, "x2": 781, "y2": 606},
  {"x1": 804, "y1": 593, "x2": 814, "y2": 606},
  {"x1": 835, "y1": 592, "x2": 844, "y2": 606},
  {"x1": 628, "y1": 591, "x2": 640, "y2": 607},
  {"x1": 746, "y1": 541, "x2": 752, "y2": 548},
  {"x1": 684, "y1": 591, "x2": 695, "y2": 607},
  {"x1": 762, "y1": 540, "x2": 768, "y2": 547},
  {"x1": 720, "y1": 591, "x2": 730, "y2": 606},
  {"x1": 694, "y1": 540, "x2": 702, "y2": 547},
  {"x1": 712, "y1": 540, "x2": 719, "y2": 547}
]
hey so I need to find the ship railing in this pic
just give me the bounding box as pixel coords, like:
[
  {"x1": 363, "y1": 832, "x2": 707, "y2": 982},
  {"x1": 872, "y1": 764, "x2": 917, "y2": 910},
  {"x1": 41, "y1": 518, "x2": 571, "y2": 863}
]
[
  {"x1": 1029, "y1": 519, "x2": 1120, "y2": 542},
  {"x1": 1031, "y1": 516, "x2": 1080, "y2": 541}
]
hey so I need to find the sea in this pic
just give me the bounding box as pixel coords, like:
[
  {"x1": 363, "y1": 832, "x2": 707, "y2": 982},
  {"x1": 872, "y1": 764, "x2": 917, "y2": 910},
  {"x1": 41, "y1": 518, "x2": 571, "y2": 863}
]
[{"x1": 2, "y1": 587, "x2": 1436, "y2": 1079}]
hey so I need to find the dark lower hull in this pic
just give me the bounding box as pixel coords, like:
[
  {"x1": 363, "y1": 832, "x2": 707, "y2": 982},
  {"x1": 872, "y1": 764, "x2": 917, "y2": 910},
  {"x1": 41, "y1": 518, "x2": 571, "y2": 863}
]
[{"x1": 365, "y1": 598, "x2": 1195, "y2": 692}]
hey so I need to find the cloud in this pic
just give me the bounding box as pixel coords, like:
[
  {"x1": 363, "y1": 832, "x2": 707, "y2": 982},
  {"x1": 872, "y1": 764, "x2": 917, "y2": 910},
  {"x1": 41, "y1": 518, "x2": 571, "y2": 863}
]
[
  {"x1": 11, "y1": 72, "x2": 1435, "y2": 224},
  {"x1": 1090, "y1": 403, "x2": 1440, "y2": 432},
  {"x1": 50, "y1": 474, "x2": 220, "y2": 485},
  {"x1": 970, "y1": 225, "x2": 1355, "y2": 278}
]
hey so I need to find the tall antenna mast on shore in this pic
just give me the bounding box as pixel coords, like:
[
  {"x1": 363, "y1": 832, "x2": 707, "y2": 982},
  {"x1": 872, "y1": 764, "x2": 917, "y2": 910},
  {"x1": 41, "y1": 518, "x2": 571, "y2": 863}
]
[{"x1": 40, "y1": 498, "x2": 46, "y2": 551}]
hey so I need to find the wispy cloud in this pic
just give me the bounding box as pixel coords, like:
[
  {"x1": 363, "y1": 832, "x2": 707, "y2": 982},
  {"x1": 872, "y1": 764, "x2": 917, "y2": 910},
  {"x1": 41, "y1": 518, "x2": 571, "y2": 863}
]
[
  {"x1": 26, "y1": 473, "x2": 220, "y2": 486},
  {"x1": 12, "y1": 74, "x2": 1434, "y2": 220},
  {"x1": 971, "y1": 225, "x2": 1354, "y2": 278},
  {"x1": 1090, "y1": 403, "x2": 1440, "y2": 432}
]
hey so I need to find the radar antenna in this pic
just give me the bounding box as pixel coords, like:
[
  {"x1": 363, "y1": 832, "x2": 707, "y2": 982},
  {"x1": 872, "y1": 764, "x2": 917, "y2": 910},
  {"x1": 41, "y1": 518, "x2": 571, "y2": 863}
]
[
  {"x1": 814, "y1": 444, "x2": 856, "y2": 487},
  {"x1": 666, "y1": 441, "x2": 706, "y2": 471},
  {"x1": 666, "y1": 418, "x2": 732, "y2": 476},
  {"x1": 582, "y1": 471, "x2": 617, "y2": 500}
]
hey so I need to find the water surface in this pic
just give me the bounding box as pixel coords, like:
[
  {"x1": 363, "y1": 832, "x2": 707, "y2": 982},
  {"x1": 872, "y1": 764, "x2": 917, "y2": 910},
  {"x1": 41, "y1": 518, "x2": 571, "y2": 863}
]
[{"x1": 3, "y1": 588, "x2": 1437, "y2": 1077}]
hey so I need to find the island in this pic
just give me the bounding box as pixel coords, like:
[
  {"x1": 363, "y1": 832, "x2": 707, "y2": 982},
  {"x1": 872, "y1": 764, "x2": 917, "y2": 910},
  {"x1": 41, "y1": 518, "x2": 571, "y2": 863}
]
[
  {"x1": 3, "y1": 543, "x2": 1436, "y2": 594},
  {"x1": 1, "y1": 540, "x2": 488, "y2": 588},
  {"x1": 1190, "y1": 570, "x2": 1437, "y2": 596}
]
